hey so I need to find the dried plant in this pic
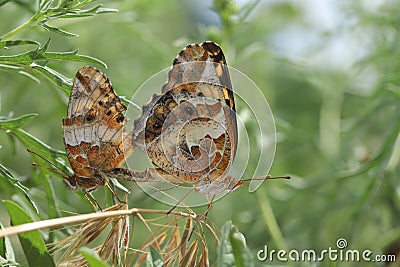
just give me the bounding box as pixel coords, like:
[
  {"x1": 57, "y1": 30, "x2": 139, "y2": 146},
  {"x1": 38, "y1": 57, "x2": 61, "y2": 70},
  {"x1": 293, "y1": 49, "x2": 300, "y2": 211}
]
[
  {"x1": 44, "y1": 202, "x2": 217, "y2": 266},
  {"x1": 50, "y1": 201, "x2": 130, "y2": 266}
]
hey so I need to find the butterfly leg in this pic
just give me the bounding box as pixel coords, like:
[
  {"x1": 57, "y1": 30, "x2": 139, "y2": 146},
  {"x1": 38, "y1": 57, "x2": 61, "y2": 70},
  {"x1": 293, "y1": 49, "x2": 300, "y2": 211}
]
[
  {"x1": 105, "y1": 181, "x2": 128, "y2": 204},
  {"x1": 166, "y1": 187, "x2": 195, "y2": 215},
  {"x1": 84, "y1": 191, "x2": 103, "y2": 211},
  {"x1": 105, "y1": 167, "x2": 185, "y2": 184}
]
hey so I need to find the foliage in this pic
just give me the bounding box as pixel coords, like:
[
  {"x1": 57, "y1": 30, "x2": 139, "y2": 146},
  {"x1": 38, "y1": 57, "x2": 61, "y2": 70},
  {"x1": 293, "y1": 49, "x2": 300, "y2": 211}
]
[{"x1": 1, "y1": 0, "x2": 400, "y2": 266}]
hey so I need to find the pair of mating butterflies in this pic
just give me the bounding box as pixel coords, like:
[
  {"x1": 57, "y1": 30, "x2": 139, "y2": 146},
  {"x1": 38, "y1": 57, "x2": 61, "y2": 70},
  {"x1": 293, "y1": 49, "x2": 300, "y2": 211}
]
[{"x1": 62, "y1": 42, "x2": 247, "y2": 196}]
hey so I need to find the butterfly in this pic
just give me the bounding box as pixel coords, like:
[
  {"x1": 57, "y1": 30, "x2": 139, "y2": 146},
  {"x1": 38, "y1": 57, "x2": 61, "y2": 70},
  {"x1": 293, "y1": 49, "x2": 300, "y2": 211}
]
[
  {"x1": 62, "y1": 66, "x2": 135, "y2": 192},
  {"x1": 118, "y1": 41, "x2": 245, "y2": 195},
  {"x1": 61, "y1": 42, "x2": 286, "y2": 196}
]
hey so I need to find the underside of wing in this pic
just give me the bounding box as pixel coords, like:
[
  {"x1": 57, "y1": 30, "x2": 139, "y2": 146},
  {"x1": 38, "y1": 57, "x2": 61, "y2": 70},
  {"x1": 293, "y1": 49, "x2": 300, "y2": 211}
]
[
  {"x1": 133, "y1": 83, "x2": 234, "y2": 184},
  {"x1": 162, "y1": 42, "x2": 237, "y2": 154},
  {"x1": 163, "y1": 42, "x2": 234, "y2": 103},
  {"x1": 62, "y1": 66, "x2": 133, "y2": 177}
]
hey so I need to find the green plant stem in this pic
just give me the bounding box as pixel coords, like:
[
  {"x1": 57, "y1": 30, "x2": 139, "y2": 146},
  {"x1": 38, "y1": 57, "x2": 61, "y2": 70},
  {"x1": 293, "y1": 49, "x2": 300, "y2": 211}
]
[
  {"x1": 1, "y1": 14, "x2": 39, "y2": 40},
  {"x1": 256, "y1": 188, "x2": 286, "y2": 250}
]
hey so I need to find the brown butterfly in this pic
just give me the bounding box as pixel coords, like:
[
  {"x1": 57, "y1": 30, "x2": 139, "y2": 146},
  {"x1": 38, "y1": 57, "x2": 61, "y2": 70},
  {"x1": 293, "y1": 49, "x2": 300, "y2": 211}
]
[
  {"x1": 62, "y1": 66, "x2": 135, "y2": 192},
  {"x1": 108, "y1": 41, "x2": 245, "y2": 195},
  {"x1": 60, "y1": 42, "x2": 286, "y2": 196}
]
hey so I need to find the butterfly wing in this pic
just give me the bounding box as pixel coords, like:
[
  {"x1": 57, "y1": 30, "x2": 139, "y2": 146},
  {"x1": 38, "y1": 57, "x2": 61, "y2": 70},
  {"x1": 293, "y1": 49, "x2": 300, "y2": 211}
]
[
  {"x1": 164, "y1": 41, "x2": 237, "y2": 156},
  {"x1": 62, "y1": 66, "x2": 133, "y2": 180},
  {"x1": 133, "y1": 42, "x2": 237, "y2": 185}
]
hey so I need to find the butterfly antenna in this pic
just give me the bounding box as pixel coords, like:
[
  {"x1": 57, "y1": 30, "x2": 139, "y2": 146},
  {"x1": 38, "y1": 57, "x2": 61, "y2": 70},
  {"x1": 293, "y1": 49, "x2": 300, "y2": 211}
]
[
  {"x1": 240, "y1": 175, "x2": 291, "y2": 182},
  {"x1": 32, "y1": 163, "x2": 66, "y2": 176},
  {"x1": 167, "y1": 187, "x2": 195, "y2": 215},
  {"x1": 27, "y1": 148, "x2": 69, "y2": 177},
  {"x1": 151, "y1": 183, "x2": 180, "y2": 194}
]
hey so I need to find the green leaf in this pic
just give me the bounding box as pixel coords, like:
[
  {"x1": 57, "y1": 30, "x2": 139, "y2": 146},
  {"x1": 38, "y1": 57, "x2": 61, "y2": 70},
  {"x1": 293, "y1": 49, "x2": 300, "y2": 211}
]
[
  {"x1": 3, "y1": 200, "x2": 55, "y2": 267},
  {"x1": 10, "y1": 128, "x2": 70, "y2": 175},
  {"x1": 80, "y1": 247, "x2": 110, "y2": 267},
  {"x1": 39, "y1": 0, "x2": 54, "y2": 11},
  {"x1": 0, "y1": 0, "x2": 11, "y2": 8},
  {"x1": 217, "y1": 221, "x2": 254, "y2": 267},
  {"x1": 0, "y1": 40, "x2": 40, "y2": 49},
  {"x1": 0, "y1": 64, "x2": 41, "y2": 83},
  {"x1": 0, "y1": 113, "x2": 38, "y2": 131},
  {"x1": 39, "y1": 23, "x2": 78, "y2": 37},
  {"x1": 56, "y1": 13, "x2": 97, "y2": 18},
  {"x1": 0, "y1": 64, "x2": 24, "y2": 71},
  {"x1": 55, "y1": 5, "x2": 117, "y2": 18},
  {"x1": 95, "y1": 7, "x2": 119, "y2": 14},
  {"x1": 0, "y1": 40, "x2": 106, "y2": 68},
  {"x1": 0, "y1": 222, "x2": 17, "y2": 266},
  {"x1": 146, "y1": 247, "x2": 163, "y2": 267},
  {"x1": 39, "y1": 50, "x2": 106, "y2": 67},
  {"x1": 36, "y1": 38, "x2": 51, "y2": 55},
  {"x1": 218, "y1": 221, "x2": 233, "y2": 266},
  {"x1": 0, "y1": 115, "x2": 70, "y2": 176},
  {"x1": 229, "y1": 228, "x2": 254, "y2": 267},
  {"x1": 0, "y1": 163, "x2": 38, "y2": 213},
  {"x1": 75, "y1": 4, "x2": 107, "y2": 14},
  {"x1": 30, "y1": 64, "x2": 72, "y2": 95}
]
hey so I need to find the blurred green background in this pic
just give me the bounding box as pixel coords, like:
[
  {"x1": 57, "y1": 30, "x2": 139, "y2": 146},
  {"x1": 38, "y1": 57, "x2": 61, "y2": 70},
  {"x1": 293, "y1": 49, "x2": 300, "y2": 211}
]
[{"x1": 1, "y1": 0, "x2": 400, "y2": 266}]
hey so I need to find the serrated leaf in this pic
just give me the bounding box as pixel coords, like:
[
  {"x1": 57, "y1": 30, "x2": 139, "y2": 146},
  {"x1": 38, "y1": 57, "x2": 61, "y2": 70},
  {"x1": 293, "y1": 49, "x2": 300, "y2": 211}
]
[
  {"x1": 0, "y1": 113, "x2": 38, "y2": 131},
  {"x1": 3, "y1": 200, "x2": 55, "y2": 267},
  {"x1": 146, "y1": 247, "x2": 163, "y2": 267},
  {"x1": 0, "y1": 40, "x2": 40, "y2": 49},
  {"x1": 80, "y1": 247, "x2": 111, "y2": 267},
  {"x1": 39, "y1": 23, "x2": 78, "y2": 37},
  {"x1": 0, "y1": 163, "x2": 38, "y2": 213}
]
